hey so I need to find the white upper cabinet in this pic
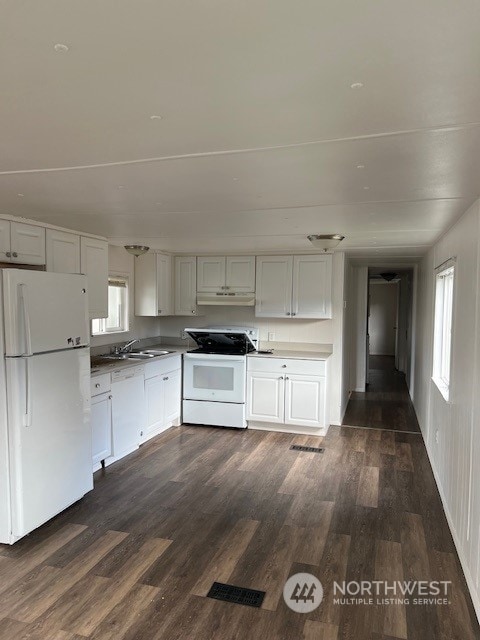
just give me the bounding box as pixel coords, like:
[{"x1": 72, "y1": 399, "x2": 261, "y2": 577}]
[
  {"x1": 225, "y1": 256, "x2": 255, "y2": 292},
  {"x1": 0, "y1": 220, "x2": 10, "y2": 261},
  {"x1": 46, "y1": 229, "x2": 81, "y2": 274},
  {"x1": 174, "y1": 256, "x2": 198, "y2": 316},
  {"x1": 0, "y1": 221, "x2": 46, "y2": 265},
  {"x1": 80, "y1": 236, "x2": 109, "y2": 319},
  {"x1": 135, "y1": 252, "x2": 173, "y2": 316},
  {"x1": 256, "y1": 254, "x2": 332, "y2": 319},
  {"x1": 197, "y1": 255, "x2": 255, "y2": 293},
  {"x1": 255, "y1": 256, "x2": 293, "y2": 317},
  {"x1": 197, "y1": 256, "x2": 226, "y2": 292},
  {"x1": 292, "y1": 255, "x2": 332, "y2": 318}
]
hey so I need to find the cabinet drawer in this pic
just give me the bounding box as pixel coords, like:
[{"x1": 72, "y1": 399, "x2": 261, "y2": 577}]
[
  {"x1": 247, "y1": 356, "x2": 326, "y2": 376},
  {"x1": 144, "y1": 355, "x2": 182, "y2": 379},
  {"x1": 90, "y1": 373, "x2": 111, "y2": 396}
]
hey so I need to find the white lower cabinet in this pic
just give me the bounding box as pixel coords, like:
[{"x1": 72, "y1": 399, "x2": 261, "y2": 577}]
[
  {"x1": 142, "y1": 356, "x2": 182, "y2": 443},
  {"x1": 111, "y1": 366, "x2": 146, "y2": 459},
  {"x1": 246, "y1": 372, "x2": 285, "y2": 423},
  {"x1": 284, "y1": 374, "x2": 326, "y2": 428},
  {"x1": 247, "y1": 356, "x2": 329, "y2": 432},
  {"x1": 91, "y1": 392, "x2": 112, "y2": 467}
]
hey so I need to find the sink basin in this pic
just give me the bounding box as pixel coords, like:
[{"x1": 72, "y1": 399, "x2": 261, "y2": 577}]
[
  {"x1": 126, "y1": 353, "x2": 156, "y2": 359},
  {"x1": 130, "y1": 349, "x2": 175, "y2": 356}
]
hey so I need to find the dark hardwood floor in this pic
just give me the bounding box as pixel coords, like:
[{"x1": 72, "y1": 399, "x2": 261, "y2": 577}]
[
  {"x1": 343, "y1": 356, "x2": 421, "y2": 433},
  {"x1": 0, "y1": 424, "x2": 478, "y2": 640}
]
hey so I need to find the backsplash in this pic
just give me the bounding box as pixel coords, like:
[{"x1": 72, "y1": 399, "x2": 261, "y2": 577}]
[{"x1": 157, "y1": 306, "x2": 334, "y2": 345}]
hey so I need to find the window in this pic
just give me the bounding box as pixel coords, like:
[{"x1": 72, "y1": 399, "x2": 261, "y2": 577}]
[
  {"x1": 92, "y1": 276, "x2": 129, "y2": 335},
  {"x1": 432, "y1": 263, "x2": 455, "y2": 401}
]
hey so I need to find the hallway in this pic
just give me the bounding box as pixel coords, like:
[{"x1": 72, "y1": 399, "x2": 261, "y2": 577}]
[{"x1": 343, "y1": 355, "x2": 421, "y2": 433}]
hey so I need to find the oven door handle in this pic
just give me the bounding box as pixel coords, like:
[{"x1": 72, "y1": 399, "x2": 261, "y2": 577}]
[{"x1": 184, "y1": 355, "x2": 246, "y2": 363}]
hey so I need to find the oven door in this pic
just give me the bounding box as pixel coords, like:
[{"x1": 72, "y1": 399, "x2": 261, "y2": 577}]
[{"x1": 183, "y1": 354, "x2": 246, "y2": 403}]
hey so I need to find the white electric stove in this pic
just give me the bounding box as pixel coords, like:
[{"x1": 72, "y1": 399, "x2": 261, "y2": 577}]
[{"x1": 182, "y1": 326, "x2": 258, "y2": 428}]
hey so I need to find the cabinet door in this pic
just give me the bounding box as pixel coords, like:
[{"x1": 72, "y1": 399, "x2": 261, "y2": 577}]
[
  {"x1": 284, "y1": 374, "x2": 326, "y2": 428},
  {"x1": 0, "y1": 220, "x2": 11, "y2": 261},
  {"x1": 91, "y1": 393, "x2": 112, "y2": 466},
  {"x1": 144, "y1": 375, "x2": 164, "y2": 441},
  {"x1": 156, "y1": 254, "x2": 173, "y2": 316},
  {"x1": 163, "y1": 369, "x2": 182, "y2": 424},
  {"x1": 10, "y1": 222, "x2": 46, "y2": 265},
  {"x1": 246, "y1": 371, "x2": 285, "y2": 423},
  {"x1": 292, "y1": 255, "x2": 332, "y2": 319},
  {"x1": 80, "y1": 237, "x2": 108, "y2": 319},
  {"x1": 197, "y1": 256, "x2": 226, "y2": 292},
  {"x1": 174, "y1": 256, "x2": 197, "y2": 316},
  {"x1": 255, "y1": 256, "x2": 293, "y2": 318},
  {"x1": 46, "y1": 229, "x2": 81, "y2": 273},
  {"x1": 226, "y1": 256, "x2": 255, "y2": 292}
]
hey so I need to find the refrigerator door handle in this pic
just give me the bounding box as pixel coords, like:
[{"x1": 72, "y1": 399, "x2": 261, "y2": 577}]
[
  {"x1": 24, "y1": 357, "x2": 32, "y2": 427},
  {"x1": 19, "y1": 284, "x2": 33, "y2": 357}
]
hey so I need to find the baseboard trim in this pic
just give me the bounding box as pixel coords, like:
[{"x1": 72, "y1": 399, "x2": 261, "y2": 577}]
[{"x1": 248, "y1": 421, "x2": 327, "y2": 437}]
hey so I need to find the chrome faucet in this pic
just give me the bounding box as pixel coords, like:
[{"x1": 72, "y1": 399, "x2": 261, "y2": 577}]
[{"x1": 114, "y1": 339, "x2": 139, "y2": 355}]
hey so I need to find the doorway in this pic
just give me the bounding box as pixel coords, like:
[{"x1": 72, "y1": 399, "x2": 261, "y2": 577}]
[{"x1": 343, "y1": 265, "x2": 420, "y2": 433}]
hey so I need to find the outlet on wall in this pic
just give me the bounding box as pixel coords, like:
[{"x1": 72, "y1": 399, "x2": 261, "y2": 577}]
[{"x1": 268, "y1": 332, "x2": 275, "y2": 342}]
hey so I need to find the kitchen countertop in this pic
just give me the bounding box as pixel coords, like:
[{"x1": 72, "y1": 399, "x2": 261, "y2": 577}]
[
  {"x1": 248, "y1": 350, "x2": 332, "y2": 360},
  {"x1": 91, "y1": 345, "x2": 188, "y2": 376}
]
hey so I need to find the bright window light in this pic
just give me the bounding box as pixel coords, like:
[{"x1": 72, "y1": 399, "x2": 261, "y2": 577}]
[
  {"x1": 432, "y1": 264, "x2": 455, "y2": 401},
  {"x1": 92, "y1": 276, "x2": 129, "y2": 335}
]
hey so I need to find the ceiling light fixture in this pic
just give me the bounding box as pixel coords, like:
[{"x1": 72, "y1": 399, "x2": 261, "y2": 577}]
[
  {"x1": 54, "y1": 43, "x2": 69, "y2": 53},
  {"x1": 381, "y1": 272, "x2": 397, "y2": 282},
  {"x1": 124, "y1": 245, "x2": 150, "y2": 257},
  {"x1": 307, "y1": 234, "x2": 345, "y2": 252},
  {"x1": 350, "y1": 82, "x2": 364, "y2": 89}
]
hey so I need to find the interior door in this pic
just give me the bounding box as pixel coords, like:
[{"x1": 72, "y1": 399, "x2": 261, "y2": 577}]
[
  {"x1": 6, "y1": 348, "x2": 92, "y2": 538},
  {"x1": 3, "y1": 270, "x2": 89, "y2": 356},
  {"x1": 284, "y1": 374, "x2": 326, "y2": 428}
]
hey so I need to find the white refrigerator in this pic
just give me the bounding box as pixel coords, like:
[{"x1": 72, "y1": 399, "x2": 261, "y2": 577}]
[{"x1": 0, "y1": 269, "x2": 93, "y2": 544}]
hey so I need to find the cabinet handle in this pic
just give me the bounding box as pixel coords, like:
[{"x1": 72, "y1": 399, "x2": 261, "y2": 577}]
[
  {"x1": 158, "y1": 310, "x2": 162, "y2": 314},
  {"x1": 6, "y1": 251, "x2": 11, "y2": 258},
  {"x1": 278, "y1": 376, "x2": 284, "y2": 380},
  {"x1": 192, "y1": 310, "x2": 196, "y2": 314},
  {"x1": 163, "y1": 376, "x2": 169, "y2": 381},
  {"x1": 95, "y1": 383, "x2": 100, "y2": 388},
  {"x1": 285, "y1": 376, "x2": 289, "y2": 380},
  {"x1": 12, "y1": 252, "x2": 18, "y2": 258},
  {"x1": 292, "y1": 312, "x2": 296, "y2": 316},
  {"x1": 108, "y1": 395, "x2": 112, "y2": 399},
  {"x1": 286, "y1": 311, "x2": 291, "y2": 316},
  {"x1": 282, "y1": 364, "x2": 287, "y2": 368}
]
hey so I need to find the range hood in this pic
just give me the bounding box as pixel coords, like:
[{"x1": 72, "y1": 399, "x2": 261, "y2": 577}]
[{"x1": 197, "y1": 292, "x2": 255, "y2": 306}]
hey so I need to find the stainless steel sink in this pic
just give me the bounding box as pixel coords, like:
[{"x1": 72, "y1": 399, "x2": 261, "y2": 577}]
[
  {"x1": 126, "y1": 353, "x2": 156, "y2": 359},
  {"x1": 130, "y1": 349, "x2": 175, "y2": 356}
]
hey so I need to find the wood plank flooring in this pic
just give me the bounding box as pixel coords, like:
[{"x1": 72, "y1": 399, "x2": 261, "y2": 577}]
[
  {"x1": 1, "y1": 424, "x2": 478, "y2": 639},
  {"x1": 343, "y1": 356, "x2": 421, "y2": 433}
]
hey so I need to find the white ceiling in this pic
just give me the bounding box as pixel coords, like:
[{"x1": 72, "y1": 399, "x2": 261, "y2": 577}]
[{"x1": 1, "y1": 0, "x2": 479, "y2": 255}]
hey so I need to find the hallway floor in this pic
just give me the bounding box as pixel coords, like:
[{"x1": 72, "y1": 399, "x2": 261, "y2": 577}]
[{"x1": 343, "y1": 356, "x2": 421, "y2": 433}]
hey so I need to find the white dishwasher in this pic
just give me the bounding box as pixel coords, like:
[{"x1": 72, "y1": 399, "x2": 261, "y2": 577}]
[{"x1": 111, "y1": 365, "x2": 146, "y2": 460}]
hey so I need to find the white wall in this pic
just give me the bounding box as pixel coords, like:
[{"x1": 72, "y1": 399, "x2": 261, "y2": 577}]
[
  {"x1": 159, "y1": 252, "x2": 347, "y2": 425},
  {"x1": 345, "y1": 265, "x2": 368, "y2": 393},
  {"x1": 369, "y1": 282, "x2": 398, "y2": 356},
  {"x1": 91, "y1": 245, "x2": 162, "y2": 349},
  {"x1": 414, "y1": 199, "x2": 480, "y2": 620}
]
